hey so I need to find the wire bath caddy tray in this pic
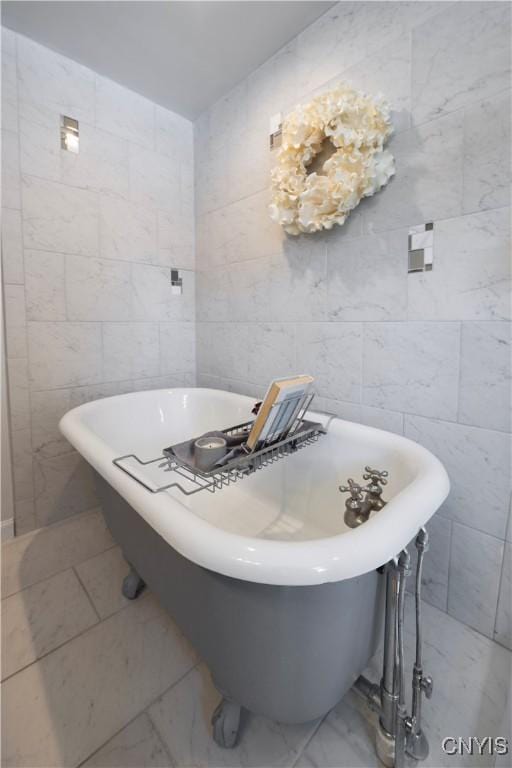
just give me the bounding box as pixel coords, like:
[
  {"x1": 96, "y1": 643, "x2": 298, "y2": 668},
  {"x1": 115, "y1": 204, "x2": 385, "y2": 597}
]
[{"x1": 112, "y1": 392, "x2": 328, "y2": 496}]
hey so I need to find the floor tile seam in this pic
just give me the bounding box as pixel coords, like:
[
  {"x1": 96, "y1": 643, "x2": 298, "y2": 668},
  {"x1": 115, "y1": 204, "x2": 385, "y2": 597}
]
[
  {"x1": 75, "y1": 703, "x2": 177, "y2": 768},
  {"x1": 144, "y1": 660, "x2": 204, "y2": 768},
  {"x1": 72, "y1": 564, "x2": 102, "y2": 622},
  {"x1": 1, "y1": 580, "x2": 145, "y2": 684},
  {"x1": 2, "y1": 542, "x2": 119, "y2": 600},
  {"x1": 290, "y1": 712, "x2": 328, "y2": 768}
]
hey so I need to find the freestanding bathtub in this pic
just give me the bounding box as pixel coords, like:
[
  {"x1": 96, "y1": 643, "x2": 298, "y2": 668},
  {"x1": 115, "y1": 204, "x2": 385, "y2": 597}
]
[{"x1": 60, "y1": 388, "x2": 449, "y2": 742}]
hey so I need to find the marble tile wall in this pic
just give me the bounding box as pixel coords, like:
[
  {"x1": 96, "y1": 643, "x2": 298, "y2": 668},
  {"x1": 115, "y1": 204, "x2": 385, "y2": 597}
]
[
  {"x1": 1, "y1": 29, "x2": 196, "y2": 535},
  {"x1": 194, "y1": 1, "x2": 511, "y2": 645}
]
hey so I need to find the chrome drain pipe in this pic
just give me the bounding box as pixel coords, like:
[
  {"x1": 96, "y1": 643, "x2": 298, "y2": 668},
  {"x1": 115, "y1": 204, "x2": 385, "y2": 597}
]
[
  {"x1": 374, "y1": 551, "x2": 410, "y2": 767},
  {"x1": 394, "y1": 550, "x2": 411, "y2": 768},
  {"x1": 406, "y1": 528, "x2": 433, "y2": 761},
  {"x1": 377, "y1": 556, "x2": 400, "y2": 766},
  {"x1": 353, "y1": 535, "x2": 433, "y2": 768}
]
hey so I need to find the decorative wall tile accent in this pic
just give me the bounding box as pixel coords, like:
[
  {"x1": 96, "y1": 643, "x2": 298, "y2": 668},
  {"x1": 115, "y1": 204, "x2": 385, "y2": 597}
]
[
  {"x1": 132, "y1": 264, "x2": 195, "y2": 322},
  {"x1": 407, "y1": 208, "x2": 511, "y2": 321}
]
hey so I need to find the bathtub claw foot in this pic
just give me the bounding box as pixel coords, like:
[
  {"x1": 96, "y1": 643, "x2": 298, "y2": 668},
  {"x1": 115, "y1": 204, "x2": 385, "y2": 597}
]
[
  {"x1": 211, "y1": 699, "x2": 241, "y2": 748},
  {"x1": 122, "y1": 567, "x2": 145, "y2": 600}
]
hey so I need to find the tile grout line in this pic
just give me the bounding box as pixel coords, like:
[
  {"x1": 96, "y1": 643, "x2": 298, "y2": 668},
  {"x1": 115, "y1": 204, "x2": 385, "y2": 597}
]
[
  {"x1": 72, "y1": 564, "x2": 102, "y2": 623},
  {"x1": 76, "y1": 661, "x2": 202, "y2": 768},
  {"x1": 1, "y1": 580, "x2": 149, "y2": 685},
  {"x1": 291, "y1": 711, "x2": 328, "y2": 768},
  {"x1": 14, "y1": 32, "x2": 37, "y2": 535},
  {"x1": 454, "y1": 320, "x2": 463, "y2": 425},
  {"x1": 445, "y1": 518, "x2": 454, "y2": 617},
  {"x1": 143, "y1": 663, "x2": 203, "y2": 768},
  {"x1": 491, "y1": 540, "x2": 507, "y2": 641},
  {"x1": 1, "y1": 609, "x2": 101, "y2": 685},
  {"x1": 194, "y1": 370, "x2": 512, "y2": 436},
  {"x1": 2, "y1": 540, "x2": 118, "y2": 601}
]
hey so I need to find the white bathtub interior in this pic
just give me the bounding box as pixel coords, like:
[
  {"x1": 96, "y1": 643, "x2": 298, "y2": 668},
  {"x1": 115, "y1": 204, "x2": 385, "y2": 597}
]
[{"x1": 69, "y1": 388, "x2": 423, "y2": 542}]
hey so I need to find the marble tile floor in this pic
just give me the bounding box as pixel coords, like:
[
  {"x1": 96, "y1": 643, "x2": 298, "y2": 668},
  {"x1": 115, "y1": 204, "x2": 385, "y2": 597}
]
[{"x1": 1, "y1": 509, "x2": 510, "y2": 768}]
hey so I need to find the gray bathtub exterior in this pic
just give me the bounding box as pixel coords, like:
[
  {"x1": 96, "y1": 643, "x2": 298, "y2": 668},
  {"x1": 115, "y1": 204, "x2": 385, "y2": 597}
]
[{"x1": 95, "y1": 472, "x2": 385, "y2": 724}]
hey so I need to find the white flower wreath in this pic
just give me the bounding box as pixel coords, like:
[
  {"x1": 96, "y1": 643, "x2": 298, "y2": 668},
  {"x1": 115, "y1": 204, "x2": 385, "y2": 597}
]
[{"x1": 269, "y1": 84, "x2": 395, "y2": 235}]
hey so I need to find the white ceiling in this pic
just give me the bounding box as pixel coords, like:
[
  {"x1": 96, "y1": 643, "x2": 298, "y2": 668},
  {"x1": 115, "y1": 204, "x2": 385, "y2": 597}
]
[{"x1": 2, "y1": 1, "x2": 334, "y2": 120}]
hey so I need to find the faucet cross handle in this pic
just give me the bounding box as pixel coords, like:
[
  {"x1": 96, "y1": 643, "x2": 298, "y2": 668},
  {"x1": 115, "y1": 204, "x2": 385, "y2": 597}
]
[
  {"x1": 339, "y1": 478, "x2": 364, "y2": 500},
  {"x1": 363, "y1": 466, "x2": 388, "y2": 486}
]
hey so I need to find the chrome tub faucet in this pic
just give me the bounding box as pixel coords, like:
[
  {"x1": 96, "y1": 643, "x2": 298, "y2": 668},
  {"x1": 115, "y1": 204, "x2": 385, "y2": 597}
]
[{"x1": 339, "y1": 466, "x2": 388, "y2": 528}]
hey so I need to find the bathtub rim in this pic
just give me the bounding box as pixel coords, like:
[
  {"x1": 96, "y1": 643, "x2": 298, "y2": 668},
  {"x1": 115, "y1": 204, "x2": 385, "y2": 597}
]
[{"x1": 59, "y1": 387, "x2": 450, "y2": 587}]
